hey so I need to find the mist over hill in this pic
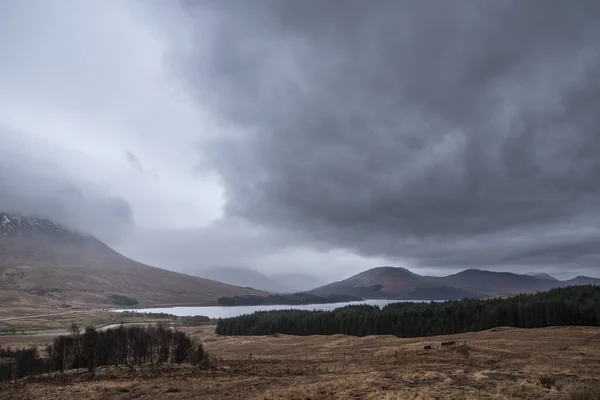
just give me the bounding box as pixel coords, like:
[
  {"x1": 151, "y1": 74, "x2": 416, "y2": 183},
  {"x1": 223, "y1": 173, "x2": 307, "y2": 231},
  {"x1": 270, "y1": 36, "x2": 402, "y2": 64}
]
[{"x1": 197, "y1": 267, "x2": 295, "y2": 293}]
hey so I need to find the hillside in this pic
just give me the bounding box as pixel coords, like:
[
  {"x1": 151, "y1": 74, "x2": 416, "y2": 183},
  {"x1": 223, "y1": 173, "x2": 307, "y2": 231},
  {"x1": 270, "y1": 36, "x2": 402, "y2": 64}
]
[
  {"x1": 311, "y1": 266, "x2": 485, "y2": 300},
  {"x1": 0, "y1": 213, "x2": 264, "y2": 315},
  {"x1": 198, "y1": 267, "x2": 294, "y2": 293}
]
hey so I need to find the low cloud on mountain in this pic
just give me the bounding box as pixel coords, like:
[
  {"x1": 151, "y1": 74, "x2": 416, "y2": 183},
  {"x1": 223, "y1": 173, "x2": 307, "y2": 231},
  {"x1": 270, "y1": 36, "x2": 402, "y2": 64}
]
[{"x1": 0, "y1": 128, "x2": 133, "y2": 244}]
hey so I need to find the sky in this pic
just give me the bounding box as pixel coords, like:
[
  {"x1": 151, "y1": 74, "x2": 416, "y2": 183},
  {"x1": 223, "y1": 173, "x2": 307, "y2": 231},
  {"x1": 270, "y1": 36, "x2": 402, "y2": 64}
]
[{"x1": 1, "y1": 0, "x2": 599, "y2": 281}]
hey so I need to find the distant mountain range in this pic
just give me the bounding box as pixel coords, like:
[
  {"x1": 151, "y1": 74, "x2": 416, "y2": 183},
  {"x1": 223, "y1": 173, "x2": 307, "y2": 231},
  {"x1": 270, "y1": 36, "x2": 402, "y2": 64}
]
[
  {"x1": 196, "y1": 267, "x2": 326, "y2": 293},
  {"x1": 198, "y1": 267, "x2": 296, "y2": 293},
  {"x1": 270, "y1": 273, "x2": 326, "y2": 292},
  {"x1": 310, "y1": 266, "x2": 600, "y2": 300},
  {"x1": 0, "y1": 213, "x2": 265, "y2": 314}
]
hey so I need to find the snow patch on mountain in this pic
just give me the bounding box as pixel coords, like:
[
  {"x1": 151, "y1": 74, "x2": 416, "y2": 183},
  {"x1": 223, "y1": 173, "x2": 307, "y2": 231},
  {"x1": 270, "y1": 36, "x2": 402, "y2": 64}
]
[{"x1": 0, "y1": 212, "x2": 70, "y2": 238}]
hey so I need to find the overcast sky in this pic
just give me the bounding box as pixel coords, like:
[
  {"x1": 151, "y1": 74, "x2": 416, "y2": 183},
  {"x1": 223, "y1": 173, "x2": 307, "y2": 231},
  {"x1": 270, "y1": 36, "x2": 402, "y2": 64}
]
[{"x1": 1, "y1": 1, "x2": 599, "y2": 281}]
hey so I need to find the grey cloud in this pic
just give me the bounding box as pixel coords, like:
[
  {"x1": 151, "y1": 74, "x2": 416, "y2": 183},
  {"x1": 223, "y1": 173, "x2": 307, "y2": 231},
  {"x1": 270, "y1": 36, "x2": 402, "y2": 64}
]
[
  {"x1": 0, "y1": 128, "x2": 133, "y2": 244},
  {"x1": 1, "y1": 0, "x2": 221, "y2": 234},
  {"x1": 171, "y1": 1, "x2": 600, "y2": 273},
  {"x1": 116, "y1": 217, "x2": 390, "y2": 282},
  {"x1": 118, "y1": 217, "x2": 292, "y2": 272}
]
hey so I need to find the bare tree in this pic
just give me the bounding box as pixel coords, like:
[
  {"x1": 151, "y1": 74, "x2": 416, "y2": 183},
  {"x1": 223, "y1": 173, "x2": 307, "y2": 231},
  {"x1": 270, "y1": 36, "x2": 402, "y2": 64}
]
[{"x1": 70, "y1": 322, "x2": 82, "y2": 369}]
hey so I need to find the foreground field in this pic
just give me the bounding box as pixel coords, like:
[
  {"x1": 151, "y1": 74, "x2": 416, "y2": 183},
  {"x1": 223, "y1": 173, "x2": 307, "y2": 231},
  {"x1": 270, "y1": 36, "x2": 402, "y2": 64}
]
[{"x1": 1, "y1": 326, "x2": 600, "y2": 399}]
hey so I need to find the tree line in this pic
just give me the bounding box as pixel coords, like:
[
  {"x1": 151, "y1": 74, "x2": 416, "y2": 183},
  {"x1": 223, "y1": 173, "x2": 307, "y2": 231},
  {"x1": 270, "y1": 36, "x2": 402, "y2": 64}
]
[
  {"x1": 217, "y1": 293, "x2": 361, "y2": 306},
  {"x1": 119, "y1": 311, "x2": 210, "y2": 325},
  {"x1": 215, "y1": 285, "x2": 600, "y2": 337},
  {"x1": 0, "y1": 324, "x2": 208, "y2": 382},
  {"x1": 109, "y1": 294, "x2": 139, "y2": 306}
]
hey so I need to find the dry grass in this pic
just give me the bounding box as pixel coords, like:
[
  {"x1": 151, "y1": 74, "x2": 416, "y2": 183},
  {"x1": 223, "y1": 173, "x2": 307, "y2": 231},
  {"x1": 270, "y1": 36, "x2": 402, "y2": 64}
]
[
  {"x1": 1, "y1": 326, "x2": 599, "y2": 399},
  {"x1": 0, "y1": 261, "x2": 265, "y2": 318}
]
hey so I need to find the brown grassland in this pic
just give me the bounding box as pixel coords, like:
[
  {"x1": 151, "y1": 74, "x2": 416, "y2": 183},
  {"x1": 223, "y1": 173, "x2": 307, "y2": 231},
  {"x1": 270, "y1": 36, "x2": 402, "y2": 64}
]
[
  {"x1": 0, "y1": 263, "x2": 265, "y2": 319},
  {"x1": 1, "y1": 325, "x2": 600, "y2": 399}
]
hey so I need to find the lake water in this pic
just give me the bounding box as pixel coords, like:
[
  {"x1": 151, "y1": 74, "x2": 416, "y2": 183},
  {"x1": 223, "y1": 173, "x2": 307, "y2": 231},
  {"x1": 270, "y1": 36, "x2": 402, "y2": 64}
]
[{"x1": 116, "y1": 299, "x2": 425, "y2": 319}]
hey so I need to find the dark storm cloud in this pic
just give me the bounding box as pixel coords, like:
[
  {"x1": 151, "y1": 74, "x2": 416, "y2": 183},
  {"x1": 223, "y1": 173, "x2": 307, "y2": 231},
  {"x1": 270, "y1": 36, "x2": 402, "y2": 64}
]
[
  {"x1": 176, "y1": 1, "x2": 600, "y2": 271},
  {"x1": 0, "y1": 128, "x2": 133, "y2": 244}
]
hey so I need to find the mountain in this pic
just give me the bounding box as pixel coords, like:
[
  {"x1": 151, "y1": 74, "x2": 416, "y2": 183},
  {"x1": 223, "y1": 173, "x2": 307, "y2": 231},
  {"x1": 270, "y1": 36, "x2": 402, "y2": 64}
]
[
  {"x1": 198, "y1": 267, "x2": 295, "y2": 293},
  {"x1": 199, "y1": 269, "x2": 328, "y2": 293},
  {"x1": 311, "y1": 266, "x2": 485, "y2": 300},
  {"x1": 312, "y1": 266, "x2": 600, "y2": 300},
  {"x1": 437, "y1": 269, "x2": 600, "y2": 296},
  {"x1": 435, "y1": 269, "x2": 558, "y2": 296},
  {"x1": 270, "y1": 273, "x2": 326, "y2": 292},
  {"x1": 0, "y1": 213, "x2": 264, "y2": 315}
]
